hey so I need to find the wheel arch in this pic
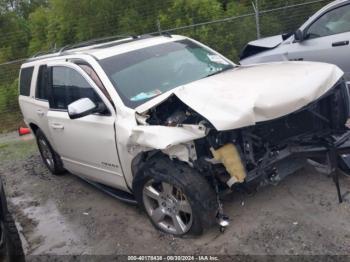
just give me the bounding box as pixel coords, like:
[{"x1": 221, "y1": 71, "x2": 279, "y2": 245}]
[
  {"x1": 28, "y1": 122, "x2": 39, "y2": 134},
  {"x1": 131, "y1": 150, "x2": 162, "y2": 188}
]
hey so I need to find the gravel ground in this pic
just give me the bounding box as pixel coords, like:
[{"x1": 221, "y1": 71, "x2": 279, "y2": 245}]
[{"x1": 1, "y1": 132, "x2": 350, "y2": 257}]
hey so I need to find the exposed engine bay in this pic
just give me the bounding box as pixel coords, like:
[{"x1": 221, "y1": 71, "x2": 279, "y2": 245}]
[
  {"x1": 136, "y1": 80, "x2": 350, "y2": 194},
  {"x1": 146, "y1": 96, "x2": 205, "y2": 127}
]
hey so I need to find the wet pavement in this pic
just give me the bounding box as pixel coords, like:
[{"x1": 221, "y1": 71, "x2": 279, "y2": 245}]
[{"x1": 1, "y1": 132, "x2": 350, "y2": 256}]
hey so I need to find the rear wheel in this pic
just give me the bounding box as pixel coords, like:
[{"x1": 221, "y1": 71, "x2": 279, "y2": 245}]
[
  {"x1": 133, "y1": 156, "x2": 218, "y2": 236},
  {"x1": 35, "y1": 129, "x2": 65, "y2": 175}
]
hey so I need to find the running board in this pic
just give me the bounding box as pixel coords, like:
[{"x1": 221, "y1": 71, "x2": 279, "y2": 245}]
[{"x1": 79, "y1": 177, "x2": 138, "y2": 205}]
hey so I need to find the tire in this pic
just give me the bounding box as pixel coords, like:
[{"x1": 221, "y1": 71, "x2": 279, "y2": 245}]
[
  {"x1": 0, "y1": 214, "x2": 25, "y2": 262},
  {"x1": 35, "y1": 129, "x2": 65, "y2": 175},
  {"x1": 133, "y1": 155, "x2": 218, "y2": 236}
]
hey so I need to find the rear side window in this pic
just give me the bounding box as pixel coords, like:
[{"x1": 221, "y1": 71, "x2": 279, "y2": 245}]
[
  {"x1": 19, "y1": 67, "x2": 34, "y2": 96},
  {"x1": 51, "y1": 66, "x2": 102, "y2": 110},
  {"x1": 36, "y1": 65, "x2": 49, "y2": 100}
]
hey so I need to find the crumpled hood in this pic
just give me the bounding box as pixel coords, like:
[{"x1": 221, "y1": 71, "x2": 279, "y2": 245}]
[
  {"x1": 239, "y1": 35, "x2": 284, "y2": 60},
  {"x1": 136, "y1": 61, "x2": 344, "y2": 131},
  {"x1": 246, "y1": 34, "x2": 283, "y2": 49}
]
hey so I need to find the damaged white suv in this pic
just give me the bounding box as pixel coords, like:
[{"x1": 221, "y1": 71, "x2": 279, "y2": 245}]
[{"x1": 19, "y1": 34, "x2": 350, "y2": 236}]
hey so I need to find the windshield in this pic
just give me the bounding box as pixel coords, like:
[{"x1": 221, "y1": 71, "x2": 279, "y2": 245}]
[{"x1": 99, "y1": 39, "x2": 233, "y2": 108}]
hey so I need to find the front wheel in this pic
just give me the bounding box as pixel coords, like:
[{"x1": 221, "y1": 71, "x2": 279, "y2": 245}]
[{"x1": 133, "y1": 156, "x2": 218, "y2": 236}]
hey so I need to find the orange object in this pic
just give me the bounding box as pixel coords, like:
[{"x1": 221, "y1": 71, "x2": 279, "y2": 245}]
[{"x1": 18, "y1": 127, "x2": 31, "y2": 136}]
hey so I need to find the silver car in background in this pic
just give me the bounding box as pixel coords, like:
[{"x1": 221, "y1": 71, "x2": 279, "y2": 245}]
[{"x1": 240, "y1": 0, "x2": 350, "y2": 80}]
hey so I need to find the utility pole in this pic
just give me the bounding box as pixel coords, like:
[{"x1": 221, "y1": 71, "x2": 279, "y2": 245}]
[
  {"x1": 157, "y1": 19, "x2": 162, "y2": 35},
  {"x1": 252, "y1": 0, "x2": 261, "y2": 39}
]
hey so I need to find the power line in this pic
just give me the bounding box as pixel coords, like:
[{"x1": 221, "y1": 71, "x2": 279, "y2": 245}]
[{"x1": 0, "y1": 58, "x2": 26, "y2": 66}]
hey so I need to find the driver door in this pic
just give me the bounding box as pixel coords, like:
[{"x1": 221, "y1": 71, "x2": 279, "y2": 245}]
[
  {"x1": 46, "y1": 62, "x2": 126, "y2": 189},
  {"x1": 287, "y1": 3, "x2": 350, "y2": 80}
]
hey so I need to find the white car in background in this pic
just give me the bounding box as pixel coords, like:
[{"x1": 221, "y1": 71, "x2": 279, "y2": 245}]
[
  {"x1": 240, "y1": 0, "x2": 350, "y2": 80},
  {"x1": 18, "y1": 34, "x2": 350, "y2": 236}
]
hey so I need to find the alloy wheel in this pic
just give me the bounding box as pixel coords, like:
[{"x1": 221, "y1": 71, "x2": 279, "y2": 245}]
[
  {"x1": 38, "y1": 138, "x2": 54, "y2": 169},
  {"x1": 143, "y1": 179, "x2": 193, "y2": 235}
]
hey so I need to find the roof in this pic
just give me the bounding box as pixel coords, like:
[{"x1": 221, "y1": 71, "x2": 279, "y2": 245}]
[{"x1": 24, "y1": 34, "x2": 186, "y2": 65}]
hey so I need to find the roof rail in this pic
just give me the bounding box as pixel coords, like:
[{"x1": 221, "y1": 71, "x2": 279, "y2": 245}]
[
  {"x1": 58, "y1": 34, "x2": 137, "y2": 54},
  {"x1": 160, "y1": 31, "x2": 172, "y2": 38},
  {"x1": 28, "y1": 32, "x2": 172, "y2": 61},
  {"x1": 145, "y1": 31, "x2": 172, "y2": 38},
  {"x1": 31, "y1": 48, "x2": 59, "y2": 58}
]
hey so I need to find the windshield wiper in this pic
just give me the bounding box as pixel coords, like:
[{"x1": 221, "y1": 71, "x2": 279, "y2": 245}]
[{"x1": 205, "y1": 65, "x2": 234, "y2": 78}]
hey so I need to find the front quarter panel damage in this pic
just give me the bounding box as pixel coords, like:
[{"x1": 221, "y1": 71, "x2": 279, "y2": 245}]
[
  {"x1": 128, "y1": 95, "x2": 209, "y2": 164},
  {"x1": 129, "y1": 124, "x2": 206, "y2": 150}
]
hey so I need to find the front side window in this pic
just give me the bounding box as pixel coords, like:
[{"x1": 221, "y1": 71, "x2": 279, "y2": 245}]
[
  {"x1": 51, "y1": 66, "x2": 102, "y2": 110},
  {"x1": 99, "y1": 39, "x2": 233, "y2": 108},
  {"x1": 306, "y1": 4, "x2": 350, "y2": 39}
]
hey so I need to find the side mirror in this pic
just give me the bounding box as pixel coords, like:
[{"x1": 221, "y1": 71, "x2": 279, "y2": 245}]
[
  {"x1": 282, "y1": 32, "x2": 293, "y2": 40},
  {"x1": 68, "y1": 98, "x2": 97, "y2": 119},
  {"x1": 294, "y1": 29, "x2": 304, "y2": 42}
]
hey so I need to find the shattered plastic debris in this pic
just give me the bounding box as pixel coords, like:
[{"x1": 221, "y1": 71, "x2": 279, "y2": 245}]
[{"x1": 129, "y1": 124, "x2": 206, "y2": 150}]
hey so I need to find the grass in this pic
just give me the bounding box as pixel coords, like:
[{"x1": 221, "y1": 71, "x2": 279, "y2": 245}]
[
  {"x1": 0, "y1": 77, "x2": 21, "y2": 133},
  {"x1": 0, "y1": 111, "x2": 23, "y2": 133},
  {"x1": 0, "y1": 138, "x2": 36, "y2": 163}
]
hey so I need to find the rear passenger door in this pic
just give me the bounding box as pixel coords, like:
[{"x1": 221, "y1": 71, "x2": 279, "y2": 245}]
[
  {"x1": 46, "y1": 62, "x2": 126, "y2": 190},
  {"x1": 33, "y1": 65, "x2": 52, "y2": 141},
  {"x1": 18, "y1": 66, "x2": 36, "y2": 129},
  {"x1": 18, "y1": 65, "x2": 52, "y2": 142}
]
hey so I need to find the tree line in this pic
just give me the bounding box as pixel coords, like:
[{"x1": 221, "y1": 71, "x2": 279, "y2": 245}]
[
  {"x1": 0, "y1": 0, "x2": 329, "y2": 63},
  {"x1": 0, "y1": 0, "x2": 329, "y2": 132}
]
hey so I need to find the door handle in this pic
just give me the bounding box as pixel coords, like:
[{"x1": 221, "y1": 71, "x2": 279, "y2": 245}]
[
  {"x1": 36, "y1": 109, "x2": 45, "y2": 117},
  {"x1": 51, "y1": 123, "x2": 64, "y2": 130},
  {"x1": 332, "y1": 40, "x2": 349, "y2": 47}
]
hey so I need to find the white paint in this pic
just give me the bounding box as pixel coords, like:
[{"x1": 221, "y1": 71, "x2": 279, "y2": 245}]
[{"x1": 67, "y1": 98, "x2": 96, "y2": 116}]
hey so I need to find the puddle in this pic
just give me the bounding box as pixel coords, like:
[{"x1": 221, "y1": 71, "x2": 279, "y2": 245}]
[
  {"x1": 14, "y1": 220, "x2": 30, "y2": 254},
  {"x1": 10, "y1": 195, "x2": 90, "y2": 255}
]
